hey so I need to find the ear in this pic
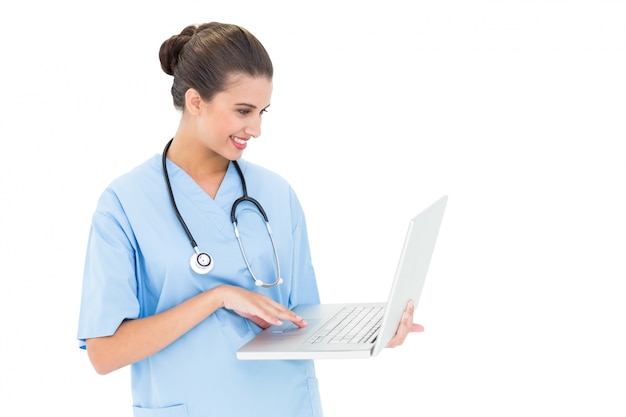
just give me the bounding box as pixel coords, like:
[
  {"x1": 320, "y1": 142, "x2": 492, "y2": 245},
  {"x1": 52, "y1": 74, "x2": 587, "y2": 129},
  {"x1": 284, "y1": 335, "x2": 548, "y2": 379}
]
[{"x1": 184, "y1": 88, "x2": 203, "y2": 116}]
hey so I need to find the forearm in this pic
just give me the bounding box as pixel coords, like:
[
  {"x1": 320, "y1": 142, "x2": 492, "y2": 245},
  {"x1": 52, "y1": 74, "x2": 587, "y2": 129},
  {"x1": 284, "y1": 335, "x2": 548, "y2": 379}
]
[{"x1": 86, "y1": 285, "x2": 226, "y2": 375}]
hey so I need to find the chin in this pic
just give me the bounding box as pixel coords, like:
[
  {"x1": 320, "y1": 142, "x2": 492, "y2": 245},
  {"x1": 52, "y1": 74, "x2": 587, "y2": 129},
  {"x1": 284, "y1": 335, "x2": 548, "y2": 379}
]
[{"x1": 227, "y1": 152, "x2": 244, "y2": 161}]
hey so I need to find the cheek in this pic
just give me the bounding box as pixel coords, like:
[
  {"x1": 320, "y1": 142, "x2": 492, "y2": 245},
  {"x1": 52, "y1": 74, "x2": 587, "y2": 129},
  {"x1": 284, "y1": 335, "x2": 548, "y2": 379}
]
[{"x1": 210, "y1": 114, "x2": 242, "y2": 136}]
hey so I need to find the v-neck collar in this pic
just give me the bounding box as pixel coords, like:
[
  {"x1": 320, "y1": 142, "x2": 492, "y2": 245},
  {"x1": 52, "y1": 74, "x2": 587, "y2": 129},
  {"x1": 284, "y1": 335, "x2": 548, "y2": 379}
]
[{"x1": 162, "y1": 157, "x2": 244, "y2": 233}]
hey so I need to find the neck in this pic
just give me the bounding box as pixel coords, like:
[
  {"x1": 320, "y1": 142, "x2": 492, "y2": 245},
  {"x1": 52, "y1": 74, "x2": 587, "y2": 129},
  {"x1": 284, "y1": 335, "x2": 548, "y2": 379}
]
[
  {"x1": 164, "y1": 137, "x2": 230, "y2": 199},
  {"x1": 166, "y1": 137, "x2": 229, "y2": 178}
]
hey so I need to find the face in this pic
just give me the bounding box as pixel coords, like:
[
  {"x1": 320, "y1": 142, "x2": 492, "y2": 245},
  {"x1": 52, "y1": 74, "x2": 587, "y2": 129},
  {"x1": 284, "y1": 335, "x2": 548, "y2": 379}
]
[{"x1": 191, "y1": 74, "x2": 273, "y2": 161}]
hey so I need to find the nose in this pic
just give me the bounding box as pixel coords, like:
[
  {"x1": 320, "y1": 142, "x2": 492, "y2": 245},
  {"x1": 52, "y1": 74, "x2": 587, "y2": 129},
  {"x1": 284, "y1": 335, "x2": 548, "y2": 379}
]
[{"x1": 244, "y1": 117, "x2": 262, "y2": 138}]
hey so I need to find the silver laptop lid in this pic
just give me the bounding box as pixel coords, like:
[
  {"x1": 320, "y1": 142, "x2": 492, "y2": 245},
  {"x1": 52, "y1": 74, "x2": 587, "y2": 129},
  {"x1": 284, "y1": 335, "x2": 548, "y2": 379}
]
[{"x1": 371, "y1": 195, "x2": 447, "y2": 356}]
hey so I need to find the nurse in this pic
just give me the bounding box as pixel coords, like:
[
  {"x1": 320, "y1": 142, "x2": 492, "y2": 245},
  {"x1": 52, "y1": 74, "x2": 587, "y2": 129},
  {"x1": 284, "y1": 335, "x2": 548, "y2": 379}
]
[{"x1": 77, "y1": 22, "x2": 422, "y2": 417}]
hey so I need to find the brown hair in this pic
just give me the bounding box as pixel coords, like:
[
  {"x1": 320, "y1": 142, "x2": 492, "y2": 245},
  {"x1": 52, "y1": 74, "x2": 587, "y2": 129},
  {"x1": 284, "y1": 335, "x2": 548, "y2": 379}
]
[{"x1": 159, "y1": 22, "x2": 273, "y2": 110}]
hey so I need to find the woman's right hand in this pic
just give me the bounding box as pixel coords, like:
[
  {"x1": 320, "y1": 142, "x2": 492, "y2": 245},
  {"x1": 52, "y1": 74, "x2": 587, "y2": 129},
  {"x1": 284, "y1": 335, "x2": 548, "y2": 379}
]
[
  {"x1": 85, "y1": 284, "x2": 307, "y2": 374},
  {"x1": 217, "y1": 285, "x2": 307, "y2": 329}
]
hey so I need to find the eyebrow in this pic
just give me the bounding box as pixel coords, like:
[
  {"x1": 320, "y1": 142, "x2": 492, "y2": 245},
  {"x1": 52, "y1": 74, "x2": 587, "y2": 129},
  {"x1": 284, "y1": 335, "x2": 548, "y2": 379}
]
[
  {"x1": 236, "y1": 102, "x2": 271, "y2": 112},
  {"x1": 235, "y1": 102, "x2": 257, "y2": 108}
]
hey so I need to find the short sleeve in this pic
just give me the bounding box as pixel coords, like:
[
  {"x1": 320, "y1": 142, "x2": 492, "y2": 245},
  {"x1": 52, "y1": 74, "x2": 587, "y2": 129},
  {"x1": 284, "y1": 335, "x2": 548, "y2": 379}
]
[
  {"x1": 76, "y1": 189, "x2": 141, "y2": 348},
  {"x1": 287, "y1": 188, "x2": 321, "y2": 307}
]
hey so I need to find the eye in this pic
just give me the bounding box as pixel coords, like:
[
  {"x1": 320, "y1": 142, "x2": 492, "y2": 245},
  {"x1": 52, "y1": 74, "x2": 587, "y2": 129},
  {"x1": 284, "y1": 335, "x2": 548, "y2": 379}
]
[
  {"x1": 260, "y1": 108, "x2": 269, "y2": 115},
  {"x1": 238, "y1": 109, "x2": 251, "y2": 115}
]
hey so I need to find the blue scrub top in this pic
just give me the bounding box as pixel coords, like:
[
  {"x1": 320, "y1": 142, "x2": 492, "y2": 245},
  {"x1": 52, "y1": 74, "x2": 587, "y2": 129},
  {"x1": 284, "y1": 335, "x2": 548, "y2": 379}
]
[{"x1": 77, "y1": 154, "x2": 323, "y2": 417}]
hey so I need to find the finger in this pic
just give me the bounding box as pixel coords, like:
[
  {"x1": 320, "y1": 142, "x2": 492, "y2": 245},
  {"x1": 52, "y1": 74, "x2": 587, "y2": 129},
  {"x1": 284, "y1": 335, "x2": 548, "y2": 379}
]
[
  {"x1": 249, "y1": 315, "x2": 272, "y2": 329},
  {"x1": 255, "y1": 301, "x2": 307, "y2": 328},
  {"x1": 290, "y1": 314, "x2": 308, "y2": 327},
  {"x1": 411, "y1": 323, "x2": 425, "y2": 332},
  {"x1": 274, "y1": 310, "x2": 307, "y2": 327},
  {"x1": 386, "y1": 334, "x2": 402, "y2": 348},
  {"x1": 386, "y1": 310, "x2": 413, "y2": 348},
  {"x1": 393, "y1": 314, "x2": 411, "y2": 346}
]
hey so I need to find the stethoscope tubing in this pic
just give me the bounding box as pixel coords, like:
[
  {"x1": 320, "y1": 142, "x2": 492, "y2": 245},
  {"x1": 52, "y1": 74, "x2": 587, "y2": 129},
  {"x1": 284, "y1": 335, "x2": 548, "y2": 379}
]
[{"x1": 162, "y1": 138, "x2": 282, "y2": 287}]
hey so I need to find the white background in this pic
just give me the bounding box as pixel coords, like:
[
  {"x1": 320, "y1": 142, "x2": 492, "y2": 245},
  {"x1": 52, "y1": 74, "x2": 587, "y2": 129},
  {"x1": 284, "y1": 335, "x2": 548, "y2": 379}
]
[{"x1": 1, "y1": 0, "x2": 625, "y2": 416}]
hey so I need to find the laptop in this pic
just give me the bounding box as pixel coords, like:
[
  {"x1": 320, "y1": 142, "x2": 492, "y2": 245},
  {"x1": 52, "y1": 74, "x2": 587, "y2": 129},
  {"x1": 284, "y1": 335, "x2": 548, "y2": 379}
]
[{"x1": 236, "y1": 195, "x2": 448, "y2": 360}]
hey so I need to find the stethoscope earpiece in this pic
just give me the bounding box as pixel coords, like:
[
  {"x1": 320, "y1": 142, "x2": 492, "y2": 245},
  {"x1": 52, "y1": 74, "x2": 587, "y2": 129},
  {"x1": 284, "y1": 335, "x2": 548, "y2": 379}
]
[{"x1": 189, "y1": 250, "x2": 214, "y2": 275}]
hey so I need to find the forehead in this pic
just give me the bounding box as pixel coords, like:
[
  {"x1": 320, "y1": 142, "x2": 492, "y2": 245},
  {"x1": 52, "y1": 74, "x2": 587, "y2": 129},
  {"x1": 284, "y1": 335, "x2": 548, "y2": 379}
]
[{"x1": 218, "y1": 73, "x2": 273, "y2": 104}]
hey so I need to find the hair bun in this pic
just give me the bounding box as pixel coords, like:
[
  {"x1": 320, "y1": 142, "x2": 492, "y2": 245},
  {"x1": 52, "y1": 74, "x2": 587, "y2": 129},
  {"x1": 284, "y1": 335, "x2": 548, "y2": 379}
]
[
  {"x1": 159, "y1": 22, "x2": 273, "y2": 110},
  {"x1": 159, "y1": 25, "x2": 197, "y2": 76}
]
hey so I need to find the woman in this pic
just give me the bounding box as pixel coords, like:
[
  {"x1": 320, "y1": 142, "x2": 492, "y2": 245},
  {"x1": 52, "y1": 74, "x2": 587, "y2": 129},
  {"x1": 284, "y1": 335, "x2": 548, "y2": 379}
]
[{"x1": 77, "y1": 22, "x2": 421, "y2": 417}]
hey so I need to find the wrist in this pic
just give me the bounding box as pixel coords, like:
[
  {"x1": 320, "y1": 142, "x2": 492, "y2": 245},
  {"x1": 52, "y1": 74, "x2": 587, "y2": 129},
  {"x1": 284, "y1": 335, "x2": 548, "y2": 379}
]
[{"x1": 210, "y1": 284, "x2": 228, "y2": 309}]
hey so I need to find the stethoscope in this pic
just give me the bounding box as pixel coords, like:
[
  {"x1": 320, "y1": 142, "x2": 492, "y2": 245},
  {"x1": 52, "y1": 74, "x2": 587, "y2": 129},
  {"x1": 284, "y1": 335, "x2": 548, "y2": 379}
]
[{"x1": 162, "y1": 139, "x2": 283, "y2": 288}]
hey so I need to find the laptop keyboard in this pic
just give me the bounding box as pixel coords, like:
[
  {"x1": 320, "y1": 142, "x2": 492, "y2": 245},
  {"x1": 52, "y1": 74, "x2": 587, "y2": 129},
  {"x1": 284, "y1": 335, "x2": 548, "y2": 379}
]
[{"x1": 305, "y1": 305, "x2": 384, "y2": 345}]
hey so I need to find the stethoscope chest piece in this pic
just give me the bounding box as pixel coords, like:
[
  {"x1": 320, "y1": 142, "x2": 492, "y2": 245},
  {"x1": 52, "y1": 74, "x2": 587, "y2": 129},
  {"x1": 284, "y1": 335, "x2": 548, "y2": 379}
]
[{"x1": 190, "y1": 250, "x2": 214, "y2": 275}]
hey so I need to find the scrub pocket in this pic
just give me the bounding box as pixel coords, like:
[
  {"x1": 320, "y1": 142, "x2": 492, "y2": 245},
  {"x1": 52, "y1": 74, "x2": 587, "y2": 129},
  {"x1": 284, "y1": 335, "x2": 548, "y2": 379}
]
[
  {"x1": 307, "y1": 377, "x2": 324, "y2": 417},
  {"x1": 133, "y1": 404, "x2": 188, "y2": 417}
]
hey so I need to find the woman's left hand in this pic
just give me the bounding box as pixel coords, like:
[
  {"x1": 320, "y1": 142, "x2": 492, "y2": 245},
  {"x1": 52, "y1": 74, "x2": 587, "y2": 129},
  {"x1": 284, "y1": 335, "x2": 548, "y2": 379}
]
[{"x1": 385, "y1": 299, "x2": 424, "y2": 348}]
